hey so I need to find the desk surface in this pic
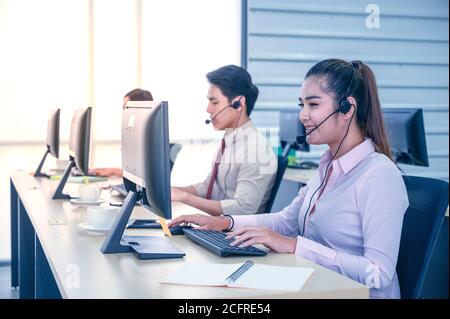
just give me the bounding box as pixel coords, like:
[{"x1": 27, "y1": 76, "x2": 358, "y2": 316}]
[
  {"x1": 283, "y1": 167, "x2": 317, "y2": 184},
  {"x1": 11, "y1": 171, "x2": 368, "y2": 299}
]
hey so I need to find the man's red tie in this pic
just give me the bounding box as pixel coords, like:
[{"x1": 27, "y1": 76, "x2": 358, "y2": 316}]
[{"x1": 205, "y1": 138, "x2": 226, "y2": 200}]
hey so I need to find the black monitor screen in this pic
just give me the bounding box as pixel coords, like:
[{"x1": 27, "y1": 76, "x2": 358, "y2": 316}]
[
  {"x1": 46, "y1": 108, "x2": 60, "y2": 158},
  {"x1": 383, "y1": 108, "x2": 429, "y2": 167},
  {"x1": 279, "y1": 110, "x2": 309, "y2": 152},
  {"x1": 122, "y1": 101, "x2": 171, "y2": 219},
  {"x1": 68, "y1": 107, "x2": 92, "y2": 175}
]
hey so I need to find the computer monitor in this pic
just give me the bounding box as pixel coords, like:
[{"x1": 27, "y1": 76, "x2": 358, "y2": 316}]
[
  {"x1": 101, "y1": 101, "x2": 184, "y2": 259},
  {"x1": 279, "y1": 109, "x2": 309, "y2": 156},
  {"x1": 34, "y1": 108, "x2": 60, "y2": 177},
  {"x1": 122, "y1": 100, "x2": 172, "y2": 218},
  {"x1": 383, "y1": 108, "x2": 429, "y2": 167},
  {"x1": 69, "y1": 107, "x2": 92, "y2": 175},
  {"x1": 52, "y1": 107, "x2": 92, "y2": 199}
]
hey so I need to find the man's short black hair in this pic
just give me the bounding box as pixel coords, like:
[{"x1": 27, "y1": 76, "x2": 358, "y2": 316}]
[
  {"x1": 124, "y1": 88, "x2": 153, "y2": 101},
  {"x1": 206, "y1": 65, "x2": 259, "y2": 116}
]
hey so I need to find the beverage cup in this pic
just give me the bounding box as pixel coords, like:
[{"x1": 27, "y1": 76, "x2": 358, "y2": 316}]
[
  {"x1": 86, "y1": 206, "x2": 119, "y2": 229},
  {"x1": 79, "y1": 184, "x2": 102, "y2": 202}
]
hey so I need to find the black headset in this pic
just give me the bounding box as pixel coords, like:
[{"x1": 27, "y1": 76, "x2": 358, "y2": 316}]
[
  {"x1": 338, "y1": 67, "x2": 355, "y2": 114},
  {"x1": 296, "y1": 67, "x2": 355, "y2": 144},
  {"x1": 230, "y1": 99, "x2": 242, "y2": 109},
  {"x1": 230, "y1": 84, "x2": 253, "y2": 109},
  {"x1": 204, "y1": 85, "x2": 253, "y2": 124}
]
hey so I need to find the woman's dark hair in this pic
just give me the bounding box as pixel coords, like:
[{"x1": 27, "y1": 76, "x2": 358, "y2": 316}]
[
  {"x1": 124, "y1": 88, "x2": 153, "y2": 101},
  {"x1": 206, "y1": 65, "x2": 259, "y2": 116},
  {"x1": 305, "y1": 58, "x2": 392, "y2": 160}
]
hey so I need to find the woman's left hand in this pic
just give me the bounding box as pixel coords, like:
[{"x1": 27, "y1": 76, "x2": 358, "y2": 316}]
[{"x1": 225, "y1": 226, "x2": 297, "y2": 254}]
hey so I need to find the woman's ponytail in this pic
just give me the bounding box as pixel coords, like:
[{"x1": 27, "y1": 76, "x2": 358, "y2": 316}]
[{"x1": 352, "y1": 61, "x2": 392, "y2": 160}]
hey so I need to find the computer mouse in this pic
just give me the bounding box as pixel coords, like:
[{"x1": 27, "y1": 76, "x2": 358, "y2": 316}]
[{"x1": 169, "y1": 225, "x2": 194, "y2": 236}]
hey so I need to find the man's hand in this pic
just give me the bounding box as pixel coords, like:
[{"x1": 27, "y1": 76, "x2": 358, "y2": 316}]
[
  {"x1": 89, "y1": 168, "x2": 122, "y2": 177},
  {"x1": 171, "y1": 187, "x2": 190, "y2": 202}
]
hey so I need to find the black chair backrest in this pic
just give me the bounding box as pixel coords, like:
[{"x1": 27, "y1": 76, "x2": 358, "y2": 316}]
[
  {"x1": 397, "y1": 175, "x2": 449, "y2": 298},
  {"x1": 264, "y1": 155, "x2": 288, "y2": 213}
]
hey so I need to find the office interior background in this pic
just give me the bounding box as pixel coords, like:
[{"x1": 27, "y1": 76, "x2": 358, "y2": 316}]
[{"x1": 0, "y1": 0, "x2": 448, "y2": 297}]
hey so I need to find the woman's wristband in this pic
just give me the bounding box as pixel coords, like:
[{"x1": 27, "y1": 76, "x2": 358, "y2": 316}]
[{"x1": 223, "y1": 214, "x2": 234, "y2": 232}]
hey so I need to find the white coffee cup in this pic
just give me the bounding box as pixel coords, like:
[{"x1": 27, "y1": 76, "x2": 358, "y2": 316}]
[
  {"x1": 87, "y1": 206, "x2": 119, "y2": 229},
  {"x1": 79, "y1": 184, "x2": 102, "y2": 202}
]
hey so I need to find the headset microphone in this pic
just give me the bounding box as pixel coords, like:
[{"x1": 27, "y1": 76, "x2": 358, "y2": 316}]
[
  {"x1": 295, "y1": 89, "x2": 354, "y2": 144},
  {"x1": 296, "y1": 109, "x2": 340, "y2": 144},
  {"x1": 296, "y1": 66, "x2": 354, "y2": 144},
  {"x1": 205, "y1": 105, "x2": 231, "y2": 124},
  {"x1": 205, "y1": 100, "x2": 242, "y2": 124}
]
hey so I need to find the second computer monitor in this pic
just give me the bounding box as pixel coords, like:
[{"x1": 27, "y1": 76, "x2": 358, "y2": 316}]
[
  {"x1": 383, "y1": 108, "x2": 429, "y2": 167},
  {"x1": 52, "y1": 106, "x2": 92, "y2": 200},
  {"x1": 47, "y1": 108, "x2": 60, "y2": 158},
  {"x1": 121, "y1": 101, "x2": 172, "y2": 219},
  {"x1": 279, "y1": 109, "x2": 309, "y2": 152},
  {"x1": 69, "y1": 107, "x2": 92, "y2": 175},
  {"x1": 35, "y1": 108, "x2": 60, "y2": 177}
]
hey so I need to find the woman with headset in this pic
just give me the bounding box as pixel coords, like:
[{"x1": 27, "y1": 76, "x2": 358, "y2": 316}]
[{"x1": 169, "y1": 59, "x2": 409, "y2": 299}]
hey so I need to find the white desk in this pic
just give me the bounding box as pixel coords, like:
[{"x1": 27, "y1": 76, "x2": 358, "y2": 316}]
[
  {"x1": 10, "y1": 171, "x2": 368, "y2": 299},
  {"x1": 283, "y1": 167, "x2": 317, "y2": 184}
]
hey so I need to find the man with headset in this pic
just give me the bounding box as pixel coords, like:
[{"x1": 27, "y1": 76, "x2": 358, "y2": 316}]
[{"x1": 171, "y1": 65, "x2": 277, "y2": 216}]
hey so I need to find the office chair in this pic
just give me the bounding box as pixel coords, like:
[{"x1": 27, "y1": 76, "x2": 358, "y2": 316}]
[
  {"x1": 396, "y1": 175, "x2": 449, "y2": 298},
  {"x1": 169, "y1": 143, "x2": 182, "y2": 171},
  {"x1": 264, "y1": 155, "x2": 288, "y2": 213}
]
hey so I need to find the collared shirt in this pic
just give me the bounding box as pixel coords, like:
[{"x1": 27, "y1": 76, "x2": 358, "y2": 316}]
[
  {"x1": 233, "y1": 138, "x2": 409, "y2": 298},
  {"x1": 193, "y1": 120, "x2": 277, "y2": 215}
]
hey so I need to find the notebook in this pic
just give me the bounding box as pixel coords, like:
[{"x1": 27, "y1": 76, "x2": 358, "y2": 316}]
[{"x1": 160, "y1": 260, "x2": 314, "y2": 291}]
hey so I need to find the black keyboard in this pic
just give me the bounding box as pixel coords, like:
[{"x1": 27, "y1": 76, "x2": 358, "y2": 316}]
[{"x1": 183, "y1": 229, "x2": 267, "y2": 257}]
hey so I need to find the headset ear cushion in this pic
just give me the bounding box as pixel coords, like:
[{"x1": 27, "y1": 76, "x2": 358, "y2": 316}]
[
  {"x1": 339, "y1": 99, "x2": 351, "y2": 114},
  {"x1": 232, "y1": 101, "x2": 241, "y2": 109}
]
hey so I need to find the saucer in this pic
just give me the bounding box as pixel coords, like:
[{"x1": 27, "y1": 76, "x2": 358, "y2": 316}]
[
  {"x1": 70, "y1": 198, "x2": 107, "y2": 206},
  {"x1": 76, "y1": 222, "x2": 110, "y2": 234}
]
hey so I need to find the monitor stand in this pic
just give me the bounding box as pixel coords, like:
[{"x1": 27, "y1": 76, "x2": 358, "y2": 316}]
[
  {"x1": 127, "y1": 219, "x2": 161, "y2": 229},
  {"x1": 34, "y1": 149, "x2": 50, "y2": 177},
  {"x1": 281, "y1": 142, "x2": 294, "y2": 158},
  {"x1": 52, "y1": 161, "x2": 76, "y2": 200},
  {"x1": 101, "y1": 190, "x2": 185, "y2": 260}
]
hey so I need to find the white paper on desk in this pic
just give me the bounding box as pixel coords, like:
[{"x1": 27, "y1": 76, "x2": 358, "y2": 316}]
[
  {"x1": 230, "y1": 264, "x2": 314, "y2": 291},
  {"x1": 160, "y1": 262, "x2": 314, "y2": 291},
  {"x1": 160, "y1": 263, "x2": 238, "y2": 287}
]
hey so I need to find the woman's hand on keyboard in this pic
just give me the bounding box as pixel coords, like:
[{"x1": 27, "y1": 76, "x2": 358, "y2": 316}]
[
  {"x1": 226, "y1": 226, "x2": 298, "y2": 253},
  {"x1": 168, "y1": 214, "x2": 230, "y2": 231}
]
